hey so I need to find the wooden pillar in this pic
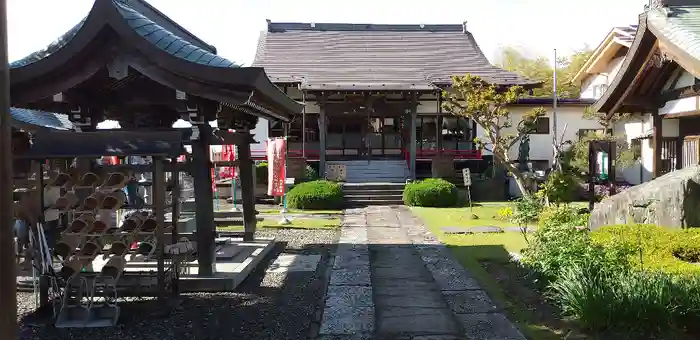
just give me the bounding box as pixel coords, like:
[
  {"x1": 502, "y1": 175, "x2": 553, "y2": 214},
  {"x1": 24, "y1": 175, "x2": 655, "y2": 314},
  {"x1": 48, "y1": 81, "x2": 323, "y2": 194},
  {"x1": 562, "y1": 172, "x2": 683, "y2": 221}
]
[
  {"x1": 409, "y1": 93, "x2": 418, "y2": 180},
  {"x1": 652, "y1": 111, "x2": 663, "y2": 178},
  {"x1": 237, "y1": 134, "x2": 256, "y2": 241},
  {"x1": 676, "y1": 136, "x2": 683, "y2": 170},
  {"x1": 319, "y1": 102, "x2": 327, "y2": 178},
  {"x1": 191, "y1": 123, "x2": 215, "y2": 276},
  {"x1": 436, "y1": 94, "x2": 443, "y2": 153},
  {"x1": 0, "y1": 0, "x2": 15, "y2": 332},
  {"x1": 152, "y1": 157, "x2": 166, "y2": 301}
]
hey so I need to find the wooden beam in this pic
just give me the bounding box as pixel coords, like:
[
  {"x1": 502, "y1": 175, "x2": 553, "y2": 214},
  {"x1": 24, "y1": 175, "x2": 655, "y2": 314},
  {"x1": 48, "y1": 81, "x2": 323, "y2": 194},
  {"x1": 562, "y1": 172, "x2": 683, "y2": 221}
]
[
  {"x1": 653, "y1": 110, "x2": 663, "y2": 178},
  {"x1": 660, "y1": 84, "x2": 700, "y2": 103},
  {"x1": 213, "y1": 129, "x2": 256, "y2": 145},
  {"x1": 609, "y1": 43, "x2": 660, "y2": 115}
]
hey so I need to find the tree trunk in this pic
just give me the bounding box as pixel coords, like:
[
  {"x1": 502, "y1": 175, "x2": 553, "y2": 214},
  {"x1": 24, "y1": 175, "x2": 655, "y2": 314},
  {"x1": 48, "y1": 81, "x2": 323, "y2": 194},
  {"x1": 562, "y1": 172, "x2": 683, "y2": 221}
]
[{"x1": 494, "y1": 152, "x2": 532, "y2": 198}]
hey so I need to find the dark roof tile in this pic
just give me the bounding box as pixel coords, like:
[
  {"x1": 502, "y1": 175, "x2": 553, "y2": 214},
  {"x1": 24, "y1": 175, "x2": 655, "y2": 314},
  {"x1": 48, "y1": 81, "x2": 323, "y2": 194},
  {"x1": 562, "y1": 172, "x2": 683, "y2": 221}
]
[
  {"x1": 114, "y1": 1, "x2": 239, "y2": 67},
  {"x1": 9, "y1": 108, "x2": 74, "y2": 130},
  {"x1": 253, "y1": 21, "x2": 537, "y2": 90}
]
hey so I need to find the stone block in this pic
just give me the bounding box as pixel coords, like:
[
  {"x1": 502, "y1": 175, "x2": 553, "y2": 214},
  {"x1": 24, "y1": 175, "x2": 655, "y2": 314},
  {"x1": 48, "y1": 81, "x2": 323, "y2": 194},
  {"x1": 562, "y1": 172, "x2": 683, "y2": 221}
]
[
  {"x1": 455, "y1": 312, "x2": 526, "y2": 340},
  {"x1": 589, "y1": 166, "x2": 700, "y2": 230},
  {"x1": 443, "y1": 290, "x2": 499, "y2": 314},
  {"x1": 326, "y1": 285, "x2": 374, "y2": 307},
  {"x1": 329, "y1": 267, "x2": 372, "y2": 286},
  {"x1": 319, "y1": 306, "x2": 374, "y2": 335},
  {"x1": 431, "y1": 155, "x2": 455, "y2": 179}
]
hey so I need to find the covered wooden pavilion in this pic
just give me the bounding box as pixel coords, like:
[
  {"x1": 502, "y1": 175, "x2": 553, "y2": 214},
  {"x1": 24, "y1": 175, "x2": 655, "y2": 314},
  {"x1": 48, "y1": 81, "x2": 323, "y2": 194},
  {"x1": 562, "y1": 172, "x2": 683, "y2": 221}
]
[{"x1": 9, "y1": 0, "x2": 303, "y2": 277}]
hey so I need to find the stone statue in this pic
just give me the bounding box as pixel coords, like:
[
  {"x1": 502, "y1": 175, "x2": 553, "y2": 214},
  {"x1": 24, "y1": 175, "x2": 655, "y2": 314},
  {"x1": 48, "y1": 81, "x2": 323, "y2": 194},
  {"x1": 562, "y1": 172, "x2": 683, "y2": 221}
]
[{"x1": 518, "y1": 135, "x2": 530, "y2": 172}]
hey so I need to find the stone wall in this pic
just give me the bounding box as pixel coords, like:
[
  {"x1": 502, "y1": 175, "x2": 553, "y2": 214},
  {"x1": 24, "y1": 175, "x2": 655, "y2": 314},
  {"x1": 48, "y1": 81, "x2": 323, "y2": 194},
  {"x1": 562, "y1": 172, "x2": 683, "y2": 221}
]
[
  {"x1": 470, "y1": 177, "x2": 508, "y2": 202},
  {"x1": 431, "y1": 156, "x2": 454, "y2": 179},
  {"x1": 589, "y1": 166, "x2": 700, "y2": 230},
  {"x1": 287, "y1": 157, "x2": 307, "y2": 181}
]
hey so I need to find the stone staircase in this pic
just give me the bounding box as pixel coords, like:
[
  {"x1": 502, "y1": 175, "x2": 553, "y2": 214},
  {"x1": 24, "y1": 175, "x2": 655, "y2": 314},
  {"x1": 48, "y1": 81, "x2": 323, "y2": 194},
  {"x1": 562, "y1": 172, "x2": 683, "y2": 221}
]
[
  {"x1": 342, "y1": 182, "x2": 405, "y2": 206},
  {"x1": 326, "y1": 160, "x2": 410, "y2": 183}
]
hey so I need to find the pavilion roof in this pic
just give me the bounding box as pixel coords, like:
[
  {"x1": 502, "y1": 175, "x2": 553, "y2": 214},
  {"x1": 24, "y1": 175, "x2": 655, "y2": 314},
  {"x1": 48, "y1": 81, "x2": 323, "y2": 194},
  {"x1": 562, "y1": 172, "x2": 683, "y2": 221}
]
[
  {"x1": 9, "y1": 0, "x2": 303, "y2": 122},
  {"x1": 253, "y1": 21, "x2": 539, "y2": 91}
]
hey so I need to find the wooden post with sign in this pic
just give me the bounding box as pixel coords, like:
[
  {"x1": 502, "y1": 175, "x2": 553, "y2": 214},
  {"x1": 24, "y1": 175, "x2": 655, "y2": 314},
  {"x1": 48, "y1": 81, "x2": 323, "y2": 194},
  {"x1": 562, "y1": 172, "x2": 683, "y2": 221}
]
[{"x1": 462, "y1": 168, "x2": 472, "y2": 212}]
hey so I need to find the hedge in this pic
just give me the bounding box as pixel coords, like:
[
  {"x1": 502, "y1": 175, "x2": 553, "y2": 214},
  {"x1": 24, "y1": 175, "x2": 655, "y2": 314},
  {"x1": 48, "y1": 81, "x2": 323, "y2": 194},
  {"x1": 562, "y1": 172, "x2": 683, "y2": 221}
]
[
  {"x1": 256, "y1": 162, "x2": 318, "y2": 185},
  {"x1": 403, "y1": 178, "x2": 459, "y2": 207},
  {"x1": 286, "y1": 180, "x2": 343, "y2": 210},
  {"x1": 591, "y1": 224, "x2": 700, "y2": 277},
  {"x1": 255, "y1": 162, "x2": 268, "y2": 185}
]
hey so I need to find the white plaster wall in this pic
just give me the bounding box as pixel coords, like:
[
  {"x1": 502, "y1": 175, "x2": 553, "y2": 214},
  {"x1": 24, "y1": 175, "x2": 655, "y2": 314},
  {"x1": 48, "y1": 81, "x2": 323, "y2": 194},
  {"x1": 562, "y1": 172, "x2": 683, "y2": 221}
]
[
  {"x1": 250, "y1": 118, "x2": 269, "y2": 156},
  {"x1": 660, "y1": 96, "x2": 699, "y2": 116},
  {"x1": 580, "y1": 56, "x2": 624, "y2": 100},
  {"x1": 613, "y1": 114, "x2": 679, "y2": 185},
  {"x1": 503, "y1": 106, "x2": 604, "y2": 165}
]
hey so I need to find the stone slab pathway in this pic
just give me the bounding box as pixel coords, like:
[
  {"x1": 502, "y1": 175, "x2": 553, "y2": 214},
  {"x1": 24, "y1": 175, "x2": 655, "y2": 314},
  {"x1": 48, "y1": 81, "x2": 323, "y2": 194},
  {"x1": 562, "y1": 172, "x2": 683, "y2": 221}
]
[{"x1": 319, "y1": 206, "x2": 525, "y2": 340}]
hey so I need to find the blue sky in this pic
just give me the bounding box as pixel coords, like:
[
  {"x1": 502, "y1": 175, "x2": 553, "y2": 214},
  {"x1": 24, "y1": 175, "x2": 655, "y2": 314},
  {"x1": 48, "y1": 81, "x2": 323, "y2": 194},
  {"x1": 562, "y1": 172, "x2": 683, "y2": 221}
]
[{"x1": 9, "y1": 0, "x2": 648, "y2": 65}]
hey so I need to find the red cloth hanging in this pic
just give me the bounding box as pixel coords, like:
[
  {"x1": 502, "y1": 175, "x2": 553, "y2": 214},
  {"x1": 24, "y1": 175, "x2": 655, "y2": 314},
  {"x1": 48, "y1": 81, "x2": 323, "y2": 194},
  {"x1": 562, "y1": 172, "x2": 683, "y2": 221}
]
[
  {"x1": 266, "y1": 137, "x2": 287, "y2": 197},
  {"x1": 220, "y1": 144, "x2": 237, "y2": 179},
  {"x1": 104, "y1": 156, "x2": 119, "y2": 165}
]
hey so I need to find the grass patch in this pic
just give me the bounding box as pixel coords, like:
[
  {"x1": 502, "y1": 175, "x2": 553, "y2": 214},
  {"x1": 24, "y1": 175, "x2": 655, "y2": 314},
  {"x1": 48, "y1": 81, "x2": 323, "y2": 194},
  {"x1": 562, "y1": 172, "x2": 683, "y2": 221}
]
[
  {"x1": 412, "y1": 205, "x2": 584, "y2": 340},
  {"x1": 257, "y1": 208, "x2": 343, "y2": 215},
  {"x1": 218, "y1": 217, "x2": 341, "y2": 231},
  {"x1": 412, "y1": 205, "x2": 535, "y2": 229}
]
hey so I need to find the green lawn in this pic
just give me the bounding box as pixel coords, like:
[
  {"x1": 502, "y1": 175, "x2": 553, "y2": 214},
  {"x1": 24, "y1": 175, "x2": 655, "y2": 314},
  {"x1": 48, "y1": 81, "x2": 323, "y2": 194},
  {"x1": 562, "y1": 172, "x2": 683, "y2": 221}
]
[
  {"x1": 412, "y1": 205, "x2": 576, "y2": 340},
  {"x1": 411, "y1": 205, "x2": 529, "y2": 261},
  {"x1": 218, "y1": 217, "x2": 341, "y2": 231},
  {"x1": 257, "y1": 208, "x2": 343, "y2": 215}
]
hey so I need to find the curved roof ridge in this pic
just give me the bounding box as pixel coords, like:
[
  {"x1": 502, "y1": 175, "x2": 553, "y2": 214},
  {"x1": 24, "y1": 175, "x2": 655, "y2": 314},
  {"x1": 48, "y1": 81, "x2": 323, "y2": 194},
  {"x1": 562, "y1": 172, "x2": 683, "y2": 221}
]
[
  {"x1": 267, "y1": 21, "x2": 465, "y2": 33},
  {"x1": 114, "y1": 0, "x2": 237, "y2": 67},
  {"x1": 10, "y1": 19, "x2": 86, "y2": 68}
]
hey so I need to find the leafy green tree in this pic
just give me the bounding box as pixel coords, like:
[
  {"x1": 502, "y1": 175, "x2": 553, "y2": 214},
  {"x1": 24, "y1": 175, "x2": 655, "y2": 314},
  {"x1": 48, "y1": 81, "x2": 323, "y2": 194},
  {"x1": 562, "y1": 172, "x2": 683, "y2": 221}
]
[
  {"x1": 561, "y1": 108, "x2": 636, "y2": 178},
  {"x1": 495, "y1": 47, "x2": 593, "y2": 99},
  {"x1": 442, "y1": 74, "x2": 546, "y2": 197}
]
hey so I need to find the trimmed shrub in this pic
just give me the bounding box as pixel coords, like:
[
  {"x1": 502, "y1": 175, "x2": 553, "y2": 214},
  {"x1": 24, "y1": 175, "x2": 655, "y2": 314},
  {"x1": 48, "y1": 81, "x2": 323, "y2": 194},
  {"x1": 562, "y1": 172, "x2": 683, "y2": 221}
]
[
  {"x1": 511, "y1": 195, "x2": 544, "y2": 226},
  {"x1": 673, "y1": 239, "x2": 700, "y2": 263},
  {"x1": 286, "y1": 180, "x2": 343, "y2": 210},
  {"x1": 540, "y1": 171, "x2": 579, "y2": 204},
  {"x1": 403, "y1": 178, "x2": 459, "y2": 207},
  {"x1": 522, "y1": 205, "x2": 627, "y2": 280},
  {"x1": 304, "y1": 164, "x2": 318, "y2": 181},
  {"x1": 256, "y1": 162, "x2": 268, "y2": 185},
  {"x1": 592, "y1": 224, "x2": 700, "y2": 276}
]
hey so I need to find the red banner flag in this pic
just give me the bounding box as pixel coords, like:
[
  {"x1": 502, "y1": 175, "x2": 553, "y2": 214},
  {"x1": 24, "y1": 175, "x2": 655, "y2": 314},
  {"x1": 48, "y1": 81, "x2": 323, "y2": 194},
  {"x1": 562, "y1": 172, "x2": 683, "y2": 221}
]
[
  {"x1": 220, "y1": 144, "x2": 236, "y2": 179},
  {"x1": 266, "y1": 138, "x2": 287, "y2": 197}
]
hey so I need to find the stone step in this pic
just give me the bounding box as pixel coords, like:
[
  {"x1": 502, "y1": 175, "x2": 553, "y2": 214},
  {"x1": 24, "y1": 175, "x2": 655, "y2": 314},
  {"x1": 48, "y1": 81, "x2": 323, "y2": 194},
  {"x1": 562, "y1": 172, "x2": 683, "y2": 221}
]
[
  {"x1": 344, "y1": 199, "x2": 405, "y2": 206},
  {"x1": 343, "y1": 189, "x2": 405, "y2": 195},
  {"x1": 213, "y1": 216, "x2": 264, "y2": 227},
  {"x1": 344, "y1": 194, "x2": 404, "y2": 201}
]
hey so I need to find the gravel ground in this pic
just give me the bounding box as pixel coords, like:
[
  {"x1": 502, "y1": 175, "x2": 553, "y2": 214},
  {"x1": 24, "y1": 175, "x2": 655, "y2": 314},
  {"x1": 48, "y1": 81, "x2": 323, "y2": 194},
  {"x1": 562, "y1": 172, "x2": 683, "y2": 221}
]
[{"x1": 17, "y1": 228, "x2": 339, "y2": 340}]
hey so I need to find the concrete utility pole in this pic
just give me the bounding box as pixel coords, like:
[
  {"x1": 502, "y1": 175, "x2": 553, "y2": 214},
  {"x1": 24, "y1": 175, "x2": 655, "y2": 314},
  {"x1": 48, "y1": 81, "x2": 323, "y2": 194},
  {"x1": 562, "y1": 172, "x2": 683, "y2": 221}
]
[{"x1": 0, "y1": 0, "x2": 17, "y2": 336}]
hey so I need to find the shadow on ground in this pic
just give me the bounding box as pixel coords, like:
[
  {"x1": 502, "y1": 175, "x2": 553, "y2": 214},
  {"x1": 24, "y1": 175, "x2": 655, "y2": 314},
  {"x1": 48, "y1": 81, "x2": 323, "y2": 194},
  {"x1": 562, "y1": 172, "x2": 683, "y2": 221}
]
[
  {"x1": 447, "y1": 244, "x2": 589, "y2": 340},
  {"x1": 17, "y1": 236, "x2": 336, "y2": 340}
]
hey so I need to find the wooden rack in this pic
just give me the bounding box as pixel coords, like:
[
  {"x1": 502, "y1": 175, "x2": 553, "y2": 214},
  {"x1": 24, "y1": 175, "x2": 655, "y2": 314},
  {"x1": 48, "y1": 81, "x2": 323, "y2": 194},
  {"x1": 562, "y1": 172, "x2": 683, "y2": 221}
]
[{"x1": 13, "y1": 130, "x2": 186, "y2": 328}]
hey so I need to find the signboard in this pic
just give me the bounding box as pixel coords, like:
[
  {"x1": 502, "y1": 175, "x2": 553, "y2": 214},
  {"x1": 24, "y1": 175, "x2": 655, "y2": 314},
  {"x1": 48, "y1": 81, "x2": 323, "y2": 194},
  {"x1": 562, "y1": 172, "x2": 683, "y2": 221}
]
[{"x1": 462, "y1": 168, "x2": 471, "y2": 187}]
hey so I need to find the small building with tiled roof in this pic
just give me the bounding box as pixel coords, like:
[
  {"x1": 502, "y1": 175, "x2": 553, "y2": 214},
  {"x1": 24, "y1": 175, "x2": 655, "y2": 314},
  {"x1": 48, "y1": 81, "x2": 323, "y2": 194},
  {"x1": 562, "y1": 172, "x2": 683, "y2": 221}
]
[
  {"x1": 572, "y1": 24, "x2": 638, "y2": 100},
  {"x1": 589, "y1": 0, "x2": 700, "y2": 185},
  {"x1": 252, "y1": 20, "x2": 540, "y2": 181}
]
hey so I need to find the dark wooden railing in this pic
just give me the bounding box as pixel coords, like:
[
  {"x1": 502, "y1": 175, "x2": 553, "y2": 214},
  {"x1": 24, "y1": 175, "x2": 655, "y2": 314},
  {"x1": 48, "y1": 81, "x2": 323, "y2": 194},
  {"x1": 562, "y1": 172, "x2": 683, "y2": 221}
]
[
  {"x1": 660, "y1": 137, "x2": 679, "y2": 175},
  {"x1": 683, "y1": 136, "x2": 700, "y2": 169}
]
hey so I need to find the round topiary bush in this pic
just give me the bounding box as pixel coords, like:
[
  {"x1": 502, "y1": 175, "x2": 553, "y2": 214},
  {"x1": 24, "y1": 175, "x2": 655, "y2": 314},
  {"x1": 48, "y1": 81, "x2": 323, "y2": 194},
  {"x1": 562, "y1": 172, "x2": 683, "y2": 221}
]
[
  {"x1": 403, "y1": 178, "x2": 459, "y2": 207},
  {"x1": 287, "y1": 180, "x2": 343, "y2": 210}
]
